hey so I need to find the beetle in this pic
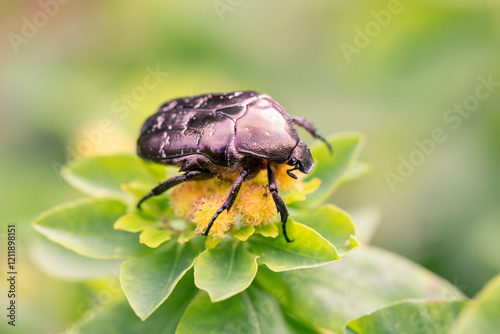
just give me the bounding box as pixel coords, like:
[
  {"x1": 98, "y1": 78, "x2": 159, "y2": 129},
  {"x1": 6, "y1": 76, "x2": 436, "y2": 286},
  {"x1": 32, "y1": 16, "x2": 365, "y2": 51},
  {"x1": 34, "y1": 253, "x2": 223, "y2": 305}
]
[{"x1": 137, "y1": 91, "x2": 331, "y2": 242}]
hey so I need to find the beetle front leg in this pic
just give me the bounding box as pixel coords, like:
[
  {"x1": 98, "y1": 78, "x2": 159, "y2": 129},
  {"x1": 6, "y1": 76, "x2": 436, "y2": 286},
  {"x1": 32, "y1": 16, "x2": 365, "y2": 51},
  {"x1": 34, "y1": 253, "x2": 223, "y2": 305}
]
[
  {"x1": 292, "y1": 116, "x2": 332, "y2": 153},
  {"x1": 203, "y1": 168, "x2": 249, "y2": 237},
  {"x1": 267, "y1": 163, "x2": 293, "y2": 243},
  {"x1": 137, "y1": 170, "x2": 213, "y2": 209}
]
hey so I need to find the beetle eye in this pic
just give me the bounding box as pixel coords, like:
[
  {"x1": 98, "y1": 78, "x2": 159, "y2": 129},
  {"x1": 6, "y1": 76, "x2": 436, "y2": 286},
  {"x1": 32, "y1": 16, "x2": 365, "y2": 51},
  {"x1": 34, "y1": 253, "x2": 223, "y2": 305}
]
[{"x1": 288, "y1": 158, "x2": 297, "y2": 166}]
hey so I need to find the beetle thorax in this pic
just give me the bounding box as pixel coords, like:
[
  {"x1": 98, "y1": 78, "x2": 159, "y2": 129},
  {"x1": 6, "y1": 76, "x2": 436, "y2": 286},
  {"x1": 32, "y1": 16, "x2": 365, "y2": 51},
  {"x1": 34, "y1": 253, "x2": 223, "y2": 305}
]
[{"x1": 234, "y1": 97, "x2": 299, "y2": 163}]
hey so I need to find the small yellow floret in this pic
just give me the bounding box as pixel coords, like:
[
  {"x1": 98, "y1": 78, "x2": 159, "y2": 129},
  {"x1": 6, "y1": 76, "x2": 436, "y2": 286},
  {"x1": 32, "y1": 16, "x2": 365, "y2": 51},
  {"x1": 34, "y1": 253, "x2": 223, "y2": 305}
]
[
  {"x1": 171, "y1": 181, "x2": 210, "y2": 218},
  {"x1": 190, "y1": 194, "x2": 237, "y2": 239},
  {"x1": 237, "y1": 184, "x2": 277, "y2": 226}
]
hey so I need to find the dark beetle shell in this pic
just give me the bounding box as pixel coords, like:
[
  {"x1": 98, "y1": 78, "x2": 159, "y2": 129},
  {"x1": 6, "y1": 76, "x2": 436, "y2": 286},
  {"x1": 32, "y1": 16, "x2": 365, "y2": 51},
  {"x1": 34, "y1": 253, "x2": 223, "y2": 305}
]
[
  {"x1": 137, "y1": 110, "x2": 235, "y2": 165},
  {"x1": 137, "y1": 91, "x2": 300, "y2": 166},
  {"x1": 136, "y1": 90, "x2": 329, "y2": 242}
]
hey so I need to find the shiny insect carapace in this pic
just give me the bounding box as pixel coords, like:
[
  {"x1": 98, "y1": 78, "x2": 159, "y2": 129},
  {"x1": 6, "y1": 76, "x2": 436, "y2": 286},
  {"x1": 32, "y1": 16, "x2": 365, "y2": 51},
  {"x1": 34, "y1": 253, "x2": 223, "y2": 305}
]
[{"x1": 137, "y1": 91, "x2": 331, "y2": 242}]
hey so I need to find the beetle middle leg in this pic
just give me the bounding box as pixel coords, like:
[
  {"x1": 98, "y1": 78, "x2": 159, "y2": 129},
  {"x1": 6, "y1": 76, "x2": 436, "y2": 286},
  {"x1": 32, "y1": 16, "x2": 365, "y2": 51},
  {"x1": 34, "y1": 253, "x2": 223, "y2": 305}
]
[
  {"x1": 292, "y1": 116, "x2": 332, "y2": 153},
  {"x1": 202, "y1": 168, "x2": 249, "y2": 237},
  {"x1": 267, "y1": 163, "x2": 293, "y2": 243},
  {"x1": 137, "y1": 170, "x2": 214, "y2": 209}
]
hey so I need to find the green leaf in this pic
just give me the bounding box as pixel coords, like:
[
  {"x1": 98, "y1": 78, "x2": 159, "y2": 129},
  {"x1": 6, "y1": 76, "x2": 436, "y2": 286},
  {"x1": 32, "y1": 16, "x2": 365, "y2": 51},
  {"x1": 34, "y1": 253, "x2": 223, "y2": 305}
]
[
  {"x1": 114, "y1": 212, "x2": 159, "y2": 232},
  {"x1": 349, "y1": 206, "x2": 381, "y2": 244},
  {"x1": 194, "y1": 241, "x2": 259, "y2": 302},
  {"x1": 30, "y1": 236, "x2": 122, "y2": 281},
  {"x1": 234, "y1": 225, "x2": 255, "y2": 241},
  {"x1": 450, "y1": 274, "x2": 500, "y2": 334},
  {"x1": 121, "y1": 242, "x2": 200, "y2": 320},
  {"x1": 282, "y1": 177, "x2": 321, "y2": 204},
  {"x1": 114, "y1": 212, "x2": 173, "y2": 248},
  {"x1": 255, "y1": 246, "x2": 465, "y2": 333},
  {"x1": 76, "y1": 270, "x2": 197, "y2": 334},
  {"x1": 339, "y1": 161, "x2": 371, "y2": 186},
  {"x1": 139, "y1": 227, "x2": 173, "y2": 248},
  {"x1": 248, "y1": 220, "x2": 339, "y2": 272},
  {"x1": 32, "y1": 198, "x2": 149, "y2": 259},
  {"x1": 205, "y1": 236, "x2": 224, "y2": 249},
  {"x1": 121, "y1": 179, "x2": 170, "y2": 217},
  {"x1": 254, "y1": 223, "x2": 279, "y2": 238},
  {"x1": 61, "y1": 153, "x2": 166, "y2": 198},
  {"x1": 178, "y1": 230, "x2": 198, "y2": 244},
  {"x1": 345, "y1": 299, "x2": 466, "y2": 334},
  {"x1": 294, "y1": 204, "x2": 360, "y2": 255},
  {"x1": 284, "y1": 313, "x2": 323, "y2": 334},
  {"x1": 294, "y1": 132, "x2": 365, "y2": 208},
  {"x1": 176, "y1": 286, "x2": 290, "y2": 334}
]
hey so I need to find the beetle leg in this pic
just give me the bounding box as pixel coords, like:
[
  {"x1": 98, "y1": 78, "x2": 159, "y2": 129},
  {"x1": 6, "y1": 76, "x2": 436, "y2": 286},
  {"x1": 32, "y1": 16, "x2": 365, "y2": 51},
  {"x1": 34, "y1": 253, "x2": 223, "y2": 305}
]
[
  {"x1": 292, "y1": 116, "x2": 333, "y2": 153},
  {"x1": 137, "y1": 170, "x2": 213, "y2": 209},
  {"x1": 203, "y1": 168, "x2": 249, "y2": 237},
  {"x1": 267, "y1": 163, "x2": 293, "y2": 243}
]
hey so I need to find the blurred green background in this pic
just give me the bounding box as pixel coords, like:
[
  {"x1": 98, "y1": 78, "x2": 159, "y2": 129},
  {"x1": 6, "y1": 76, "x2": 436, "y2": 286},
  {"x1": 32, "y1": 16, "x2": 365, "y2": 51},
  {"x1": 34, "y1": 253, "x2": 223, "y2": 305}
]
[{"x1": 1, "y1": 1, "x2": 500, "y2": 332}]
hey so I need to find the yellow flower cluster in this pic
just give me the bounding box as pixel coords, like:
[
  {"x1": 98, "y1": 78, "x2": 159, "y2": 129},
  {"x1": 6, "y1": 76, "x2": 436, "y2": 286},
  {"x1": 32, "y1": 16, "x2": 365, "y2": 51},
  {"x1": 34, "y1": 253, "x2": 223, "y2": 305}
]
[
  {"x1": 236, "y1": 183, "x2": 276, "y2": 227},
  {"x1": 170, "y1": 181, "x2": 210, "y2": 218},
  {"x1": 170, "y1": 166, "x2": 305, "y2": 238},
  {"x1": 190, "y1": 193, "x2": 237, "y2": 239}
]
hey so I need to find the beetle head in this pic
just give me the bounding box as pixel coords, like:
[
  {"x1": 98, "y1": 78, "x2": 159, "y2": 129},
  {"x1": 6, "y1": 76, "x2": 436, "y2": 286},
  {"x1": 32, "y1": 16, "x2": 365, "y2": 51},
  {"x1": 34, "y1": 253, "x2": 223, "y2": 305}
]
[{"x1": 286, "y1": 141, "x2": 314, "y2": 179}]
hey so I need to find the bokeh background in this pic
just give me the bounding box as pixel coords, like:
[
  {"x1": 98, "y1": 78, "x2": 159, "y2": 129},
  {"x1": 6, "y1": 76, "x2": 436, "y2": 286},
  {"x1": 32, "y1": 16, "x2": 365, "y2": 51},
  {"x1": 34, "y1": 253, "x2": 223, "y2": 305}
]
[{"x1": 1, "y1": 1, "x2": 500, "y2": 332}]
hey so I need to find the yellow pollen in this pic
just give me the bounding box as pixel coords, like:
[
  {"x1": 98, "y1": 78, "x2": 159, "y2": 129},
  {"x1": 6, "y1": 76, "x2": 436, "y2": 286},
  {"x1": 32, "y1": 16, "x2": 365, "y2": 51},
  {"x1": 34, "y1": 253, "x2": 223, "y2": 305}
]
[
  {"x1": 172, "y1": 164, "x2": 306, "y2": 238},
  {"x1": 237, "y1": 183, "x2": 277, "y2": 226},
  {"x1": 190, "y1": 193, "x2": 237, "y2": 239},
  {"x1": 171, "y1": 181, "x2": 211, "y2": 218}
]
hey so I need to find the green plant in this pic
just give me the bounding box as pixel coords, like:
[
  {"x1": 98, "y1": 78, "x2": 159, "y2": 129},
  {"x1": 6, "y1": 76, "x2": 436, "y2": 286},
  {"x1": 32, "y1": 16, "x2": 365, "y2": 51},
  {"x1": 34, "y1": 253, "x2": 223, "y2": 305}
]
[{"x1": 31, "y1": 132, "x2": 499, "y2": 333}]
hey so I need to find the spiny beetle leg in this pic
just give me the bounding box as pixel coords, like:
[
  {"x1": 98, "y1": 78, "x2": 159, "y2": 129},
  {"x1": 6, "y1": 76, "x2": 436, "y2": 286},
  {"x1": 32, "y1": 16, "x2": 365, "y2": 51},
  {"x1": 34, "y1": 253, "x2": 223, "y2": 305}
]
[
  {"x1": 203, "y1": 168, "x2": 249, "y2": 237},
  {"x1": 267, "y1": 163, "x2": 293, "y2": 242},
  {"x1": 137, "y1": 170, "x2": 213, "y2": 209},
  {"x1": 292, "y1": 116, "x2": 332, "y2": 154}
]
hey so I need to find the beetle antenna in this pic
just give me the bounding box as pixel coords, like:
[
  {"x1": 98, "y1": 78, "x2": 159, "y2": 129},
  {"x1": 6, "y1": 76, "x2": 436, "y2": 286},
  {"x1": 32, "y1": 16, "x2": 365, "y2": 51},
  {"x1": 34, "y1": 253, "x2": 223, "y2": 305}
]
[
  {"x1": 291, "y1": 116, "x2": 333, "y2": 154},
  {"x1": 322, "y1": 137, "x2": 333, "y2": 155}
]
